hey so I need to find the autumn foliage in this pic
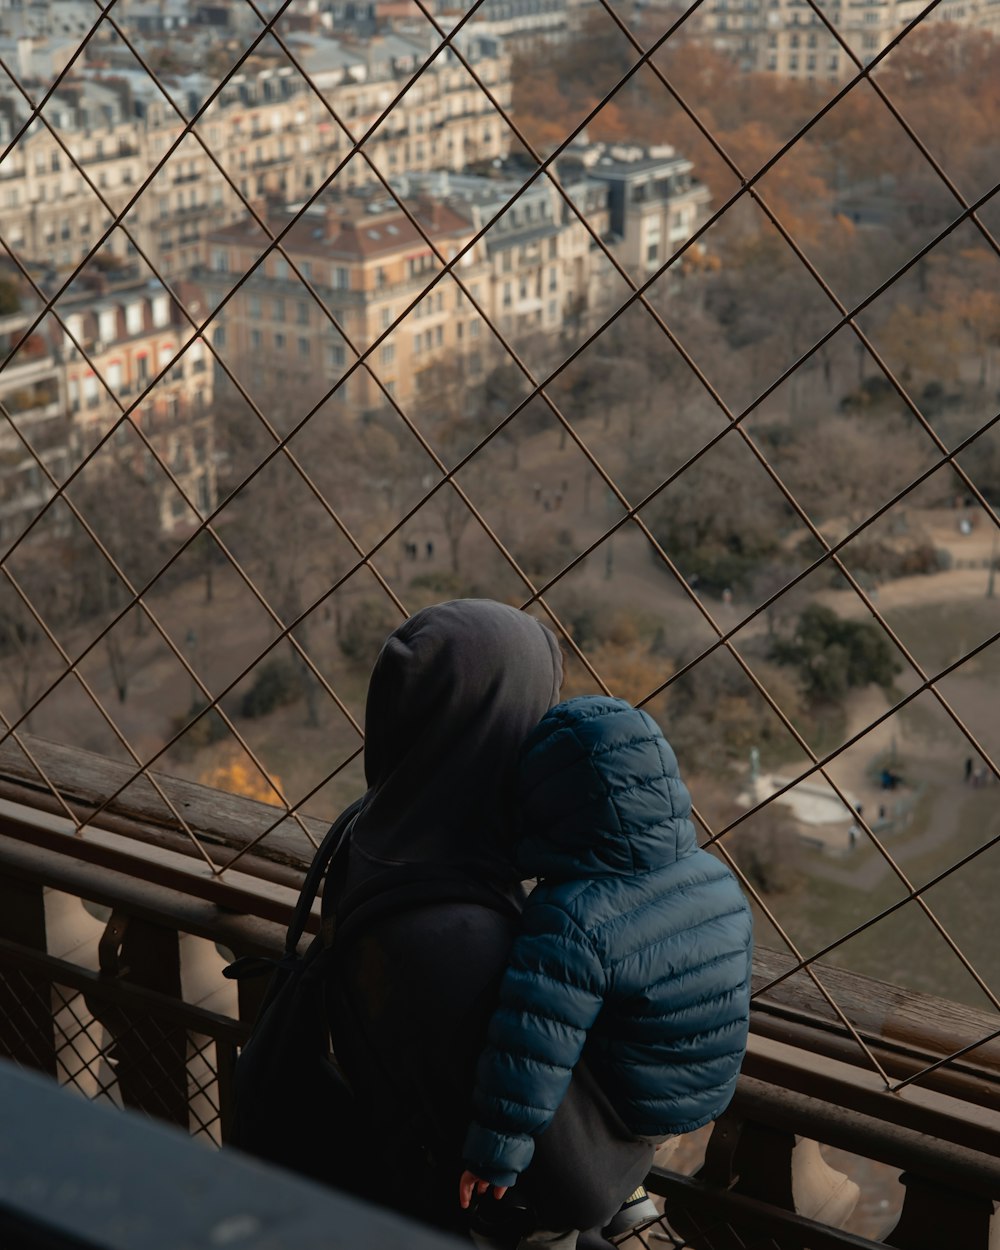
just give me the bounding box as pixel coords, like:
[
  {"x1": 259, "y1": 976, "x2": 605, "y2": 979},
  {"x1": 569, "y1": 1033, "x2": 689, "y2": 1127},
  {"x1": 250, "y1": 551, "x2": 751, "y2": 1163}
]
[{"x1": 200, "y1": 747, "x2": 285, "y2": 805}]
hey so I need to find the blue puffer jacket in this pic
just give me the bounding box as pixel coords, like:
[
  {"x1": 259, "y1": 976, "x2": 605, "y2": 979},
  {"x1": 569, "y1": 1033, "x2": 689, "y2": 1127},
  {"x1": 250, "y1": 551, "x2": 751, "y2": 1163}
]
[{"x1": 463, "y1": 696, "x2": 753, "y2": 1187}]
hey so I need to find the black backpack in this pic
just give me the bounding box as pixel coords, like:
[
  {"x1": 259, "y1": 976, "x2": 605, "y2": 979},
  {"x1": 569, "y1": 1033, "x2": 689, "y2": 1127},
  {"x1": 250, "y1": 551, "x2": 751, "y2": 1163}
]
[{"x1": 223, "y1": 798, "x2": 370, "y2": 1191}]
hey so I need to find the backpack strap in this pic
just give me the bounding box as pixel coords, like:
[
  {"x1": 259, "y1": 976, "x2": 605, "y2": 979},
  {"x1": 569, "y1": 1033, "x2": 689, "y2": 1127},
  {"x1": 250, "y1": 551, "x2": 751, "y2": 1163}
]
[
  {"x1": 224, "y1": 796, "x2": 365, "y2": 981},
  {"x1": 286, "y1": 795, "x2": 364, "y2": 955}
]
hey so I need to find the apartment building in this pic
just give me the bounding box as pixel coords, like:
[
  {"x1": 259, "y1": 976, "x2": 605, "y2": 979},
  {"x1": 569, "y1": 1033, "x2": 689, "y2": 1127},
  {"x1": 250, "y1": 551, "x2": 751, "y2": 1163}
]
[
  {"x1": 685, "y1": 0, "x2": 1000, "y2": 79},
  {"x1": 445, "y1": 0, "x2": 572, "y2": 53},
  {"x1": 0, "y1": 307, "x2": 67, "y2": 544},
  {"x1": 58, "y1": 276, "x2": 217, "y2": 533},
  {"x1": 397, "y1": 166, "x2": 612, "y2": 342},
  {"x1": 0, "y1": 79, "x2": 142, "y2": 269},
  {"x1": 199, "y1": 139, "x2": 710, "y2": 415},
  {"x1": 576, "y1": 143, "x2": 712, "y2": 279},
  {"x1": 0, "y1": 30, "x2": 512, "y2": 280},
  {"x1": 201, "y1": 193, "x2": 490, "y2": 412}
]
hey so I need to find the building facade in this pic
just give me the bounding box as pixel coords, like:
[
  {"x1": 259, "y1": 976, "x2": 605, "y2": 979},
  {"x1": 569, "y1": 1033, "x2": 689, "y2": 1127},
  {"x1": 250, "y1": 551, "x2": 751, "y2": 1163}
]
[
  {"x1": 0, "y1": 30, "x2": 512, "y2": 280},
  {"x1": 669, "y1": 0, "x2": 1000, "y2": 79},
  {"x1": 0, "y1": 306, "x2": 67, "y2": 545},
  {"x1": 201, "y1": 194, "x2": 489, "y2": 413},
  {"x1": 59, "y1": 277, "x2": 217, "y2": 533}
]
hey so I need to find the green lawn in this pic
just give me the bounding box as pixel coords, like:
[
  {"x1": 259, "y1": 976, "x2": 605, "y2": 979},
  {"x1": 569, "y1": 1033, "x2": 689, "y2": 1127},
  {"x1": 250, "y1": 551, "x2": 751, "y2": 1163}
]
[{"x1": 765, "y1": 784, "x2": 1000, "y2": 1010}]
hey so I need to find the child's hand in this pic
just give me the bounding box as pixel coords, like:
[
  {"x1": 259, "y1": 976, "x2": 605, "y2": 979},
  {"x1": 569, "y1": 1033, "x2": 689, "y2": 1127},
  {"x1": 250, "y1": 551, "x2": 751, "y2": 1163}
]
[{"x1": 459, "y1": 1169, "x2": 509, "y2": 1209}]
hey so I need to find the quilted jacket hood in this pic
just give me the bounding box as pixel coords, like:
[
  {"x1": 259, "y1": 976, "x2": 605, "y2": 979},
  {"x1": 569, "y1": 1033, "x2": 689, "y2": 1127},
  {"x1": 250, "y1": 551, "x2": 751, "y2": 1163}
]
[{"x1": 515, "y1": 695, "x2": 698, "y2": 879}]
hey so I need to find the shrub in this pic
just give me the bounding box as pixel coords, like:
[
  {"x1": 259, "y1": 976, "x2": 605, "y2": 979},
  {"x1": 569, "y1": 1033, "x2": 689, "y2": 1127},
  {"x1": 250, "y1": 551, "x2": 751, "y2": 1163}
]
[
  {"x1": 339, "y1": 598, "x2": 397, "y2": 667},
  {"x1": 770, "y1": 604, "x2": 901, "y2": 703},
  {"x1": 240, "y1": 659, "x2": 304, "y2": 718}
]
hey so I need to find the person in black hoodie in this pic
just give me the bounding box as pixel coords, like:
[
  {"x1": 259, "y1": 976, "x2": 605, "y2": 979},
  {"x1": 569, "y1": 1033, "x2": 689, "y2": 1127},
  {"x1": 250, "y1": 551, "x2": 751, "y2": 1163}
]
[{"x1": 327, "y1": 599, "x2": 652, "y2": 1248}]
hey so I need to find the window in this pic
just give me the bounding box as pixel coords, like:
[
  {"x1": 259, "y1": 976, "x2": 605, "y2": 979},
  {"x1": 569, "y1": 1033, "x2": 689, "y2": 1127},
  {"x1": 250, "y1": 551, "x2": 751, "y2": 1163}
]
[
  {"x1": 251, "y1": 329, "x2": 262, "y2": 349},
  {"x1": 380, "y1": 307, "x2": 393, "y2": 329},
  {"x1": 328, "y1": 344, "x2": 345, "y2": 368},
  {"x1": 274, "y1": 257, "x2": 288, "y2": 281},
  {"x1": 273, "y1": 298, "x2": 286, "y2": 322},
  {"x1": 106, "y1": 361, "x2": 123, "y2": 392},
  {"x1": 275, "y1": 333, "x2": 286, "y2": 350},
  {"x1": 98, "y1": 308, "x2": 117, "y2": 342},
  {"x1": 297, "y1": 302, "x2": 309, "y2": 325},
  {"x1": 413, "y1": 333, "x2": 422, "y2": 357},
  {"x1": 298, "y1": 336, "x2": 310, "y2": 357},
  {"x1": 213, "y1": 325, "x2": 226, "y2": 347},
  {"x1": 152, "y1": 294, "x2": 170, "y2": 327},
  {"x1": 381, "y1": 343, "x2": 396, "y2": 367},
  {"x1": 333, "y1": 267, "x2": 349, "y2": 289},
  {"x1": 249, "y1": 295, "x2": 262, "y2": 319},
  {"x1": 211, "y1": 248, "x2": 228, "y2": 273}
]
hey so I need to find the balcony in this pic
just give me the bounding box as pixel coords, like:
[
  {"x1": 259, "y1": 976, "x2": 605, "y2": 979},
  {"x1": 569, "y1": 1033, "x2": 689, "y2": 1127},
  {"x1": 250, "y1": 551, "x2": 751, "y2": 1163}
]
[{"x1": 0, "y1": 734, "x2": 997, "y2": 1248}]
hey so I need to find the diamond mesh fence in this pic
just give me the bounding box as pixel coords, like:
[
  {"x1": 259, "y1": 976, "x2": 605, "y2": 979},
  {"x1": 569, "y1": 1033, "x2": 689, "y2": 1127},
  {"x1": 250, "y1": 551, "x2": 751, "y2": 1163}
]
[
  {"x1": 0, "y1": 0, "x2": 997, "y2": 1127},
  {"x1": 0, "y1": 962, "x2": 231, "y2": 1144}
]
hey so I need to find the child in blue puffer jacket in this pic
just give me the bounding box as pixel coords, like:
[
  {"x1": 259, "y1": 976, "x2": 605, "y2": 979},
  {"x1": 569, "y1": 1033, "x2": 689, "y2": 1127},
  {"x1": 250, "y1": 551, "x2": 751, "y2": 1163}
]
[{"x1": 459, "y1": 695, "x2": 753, "y2": 1247}]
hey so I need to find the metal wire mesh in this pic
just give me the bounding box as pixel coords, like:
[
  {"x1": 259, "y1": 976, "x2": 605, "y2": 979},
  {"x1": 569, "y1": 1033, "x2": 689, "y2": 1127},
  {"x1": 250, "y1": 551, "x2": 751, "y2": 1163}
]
[
  {"x1": 0, "y1": 965, "x2": 226, "y2": 1143},
  {"x1": 0, "y1": 0, "x2": 997, "y2": 1110}
]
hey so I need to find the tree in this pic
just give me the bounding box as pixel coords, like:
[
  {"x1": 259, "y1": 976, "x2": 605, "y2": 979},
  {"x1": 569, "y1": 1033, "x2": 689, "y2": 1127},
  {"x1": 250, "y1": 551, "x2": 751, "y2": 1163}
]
[
  {"x1": 769, "y1": 603, "x2": 901, "y2": 703},
  {"x1": 641, "y1": 432, "x2": 790, "y2": 593},
  {"x1": 0, "y1": 559, "x2": 68, "y2": 729},
  {"x1": 0, "y1": 278, "x2": 20, "y2": 316},
  {"x1": 65, "y1": 457, "x2": 166, "y2": 705}
]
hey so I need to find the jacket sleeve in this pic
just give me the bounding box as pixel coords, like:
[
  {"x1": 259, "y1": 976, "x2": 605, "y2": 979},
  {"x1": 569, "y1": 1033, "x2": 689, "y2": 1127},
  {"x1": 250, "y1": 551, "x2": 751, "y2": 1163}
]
[{"x1": 462, "y1": 900, "x2": 606, "y2": 1187}]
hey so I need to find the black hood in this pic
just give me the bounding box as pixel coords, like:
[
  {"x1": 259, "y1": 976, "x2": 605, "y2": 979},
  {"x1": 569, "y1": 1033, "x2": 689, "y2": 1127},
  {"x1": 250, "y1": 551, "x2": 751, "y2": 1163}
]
[{"x1": 336, "y1": 599, "x2": 563, "y2": 932}]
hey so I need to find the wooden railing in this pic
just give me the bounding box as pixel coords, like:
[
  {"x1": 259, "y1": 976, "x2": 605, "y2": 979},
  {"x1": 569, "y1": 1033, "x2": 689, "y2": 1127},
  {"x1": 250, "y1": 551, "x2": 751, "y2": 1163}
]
[{"x1": 1, "y1": 733, "x2": 998, "y2": 1250}]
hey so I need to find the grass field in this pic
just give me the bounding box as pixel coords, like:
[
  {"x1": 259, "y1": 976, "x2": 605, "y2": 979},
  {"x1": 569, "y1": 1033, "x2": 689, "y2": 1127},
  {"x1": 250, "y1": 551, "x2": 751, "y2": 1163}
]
[{"x1": 757, "y1": 593, "x2": 1000, "y2": 1010}]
